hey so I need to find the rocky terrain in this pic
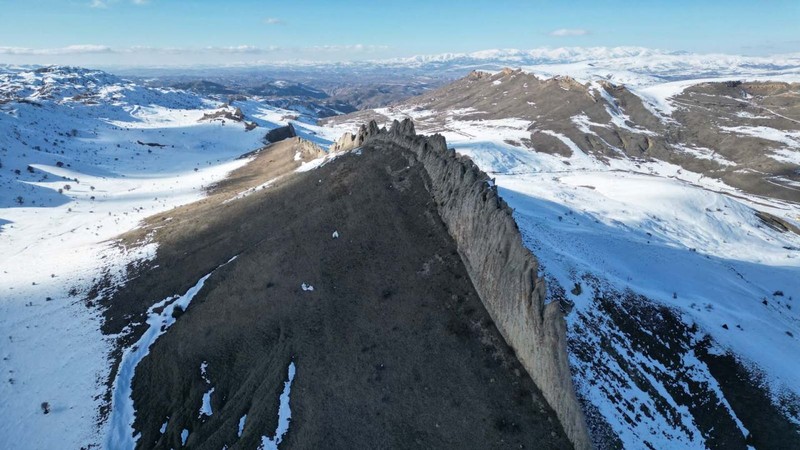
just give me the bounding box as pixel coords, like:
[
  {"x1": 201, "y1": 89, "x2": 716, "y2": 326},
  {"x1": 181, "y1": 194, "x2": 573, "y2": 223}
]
[
  {"x1": 328, "y1": 69, "x2": 800, "y2": 202},
  {"x1": 0, "y1": 65, "x2": 337, "y2": 449},
  {"x1": 99, "y1": 124, "x2": 573, "y2": 450},
  {"x1": 3, "y1": 60, "x2": 800, "y2": 450},
  {"x1": 327, "y1": 70, "x2": 800, "y2": 448},
  {"x1": 140, "y1": 75, "x2": 438, "y2": 119}
]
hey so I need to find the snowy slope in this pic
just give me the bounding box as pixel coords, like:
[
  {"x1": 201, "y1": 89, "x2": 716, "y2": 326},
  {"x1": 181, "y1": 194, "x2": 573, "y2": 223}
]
[
  {"x1": 0, "y1": 66, "x2": 337, "y2": 450},
  {"x1": 338, "y1": 107, "x2": 800, "y2": 447}
]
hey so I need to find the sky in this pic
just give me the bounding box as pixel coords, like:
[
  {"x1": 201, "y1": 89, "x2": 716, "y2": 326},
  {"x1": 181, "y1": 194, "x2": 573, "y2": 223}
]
[{"x1": 0, "y1": 0, "x2": 798, "y2": 67}]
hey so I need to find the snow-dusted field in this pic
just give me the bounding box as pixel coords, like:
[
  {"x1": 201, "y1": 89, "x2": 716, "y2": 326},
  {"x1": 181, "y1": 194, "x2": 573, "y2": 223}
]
[{"x1": 0, "y1": 66, "x2": 341, "y2": 450}]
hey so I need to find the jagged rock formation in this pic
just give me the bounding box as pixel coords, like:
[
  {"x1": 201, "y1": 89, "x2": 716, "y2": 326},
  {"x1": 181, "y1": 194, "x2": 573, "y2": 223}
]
[
  {"x1": 264, "y1": 123, "x2": 297, "y2": 143},
  {"x1": 349, "y1": 118, "x2": 591, "y2": 449},
  {"x1": 329, "y1": 121, "x2": 382, "y2": 153},
  {"x1": 294, "y1": 137, "x2": 326, "y2": 160},
  {"x1": 199, "y1": 106, "x2": 258, "y2": 131}
]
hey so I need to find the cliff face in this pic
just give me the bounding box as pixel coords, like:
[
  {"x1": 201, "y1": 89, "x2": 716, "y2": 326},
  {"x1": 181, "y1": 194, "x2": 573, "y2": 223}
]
[{"x1": 348, "y1": 119, "x2": 591, "y2": 449}]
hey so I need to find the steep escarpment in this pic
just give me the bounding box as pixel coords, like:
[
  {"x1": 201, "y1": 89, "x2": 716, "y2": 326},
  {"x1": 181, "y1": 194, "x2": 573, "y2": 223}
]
[
  {"x1": 347, "y1": 119, "x2": 591, "y2": 449},
  {"x1": 98, "y1": 135, "x2": 572, "y2": 449}
]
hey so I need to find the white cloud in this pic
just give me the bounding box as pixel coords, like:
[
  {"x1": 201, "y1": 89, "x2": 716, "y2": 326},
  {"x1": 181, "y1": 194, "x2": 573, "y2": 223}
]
[
  {"x1": 203, "y1": 46, "x2": 281, "y2": 54},
  {"x1": 89, "y1": 0, "x2": 149, "y2": 7},
  {"x1": 0, "y1": 44, "x2": 392, "y2": 56},
  {"x1": 549, "y1": 28, "x2": 590, "y2": 37},
  {"x1": 0, "y1": 45, "x2": 114, "y2": 55},
  {"x1": 264, "y1": 18, "x2": 285, "y2": 25},
  {"x1": 0, "y1": 43, "x2": 393, "y2": 66},
  {"x1": 309, "y1": 44, "x2": 390, "y2": 53}
]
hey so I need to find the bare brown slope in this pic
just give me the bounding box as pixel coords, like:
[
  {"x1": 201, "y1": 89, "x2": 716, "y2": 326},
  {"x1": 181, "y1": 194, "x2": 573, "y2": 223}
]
[{"x1": 99, "y1": 136, "x2": 571, "y2": 449}]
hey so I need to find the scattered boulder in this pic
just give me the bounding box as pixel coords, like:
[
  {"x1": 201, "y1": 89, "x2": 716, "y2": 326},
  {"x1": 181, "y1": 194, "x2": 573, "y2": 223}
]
[
  {"x1": 265, "y1": 124, "x2": 297, "y2": 143},
  {"x1": 755, "y1": 211, "x2": 800, "y2": 235}
]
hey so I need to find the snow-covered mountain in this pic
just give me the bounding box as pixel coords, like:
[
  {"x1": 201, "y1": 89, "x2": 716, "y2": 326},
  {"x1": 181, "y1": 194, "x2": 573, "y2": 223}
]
[
  {"x1": 2, "y1": 58, "x2": 800, "y2": 449},
  {"x1": 0, "y1": 65, "x2": 341, "y2": 450},
  {"x1": 378, "y1": 47, "x2": 800, "y2": 82},
  {"x1": 327, "y1": 69, "x2": 800, "y2": 448},
  {"x1": 190, "y1": 47, "x2": 800, "y2": 87}
]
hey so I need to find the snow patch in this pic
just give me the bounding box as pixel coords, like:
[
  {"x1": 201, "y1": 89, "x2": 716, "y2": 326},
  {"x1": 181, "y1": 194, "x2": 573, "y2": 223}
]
[
  {"x1": 238, "y1": 414, "x2": 247, "y2": 437},
  {"x1": 105, "y1": 256, "x2": 237, "y2": 450},
  {"x1": 720, "y1": 125, "x2": 800, "y2": 148},
  {"x1": 199, "y1": 361, "x2": 214, "y2": 417},
  {"x1": 258, "y1": 361, "x2": 296, "y2": 450}
]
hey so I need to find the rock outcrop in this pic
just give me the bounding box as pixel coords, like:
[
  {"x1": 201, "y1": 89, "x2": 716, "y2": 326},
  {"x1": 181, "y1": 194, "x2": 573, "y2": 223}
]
[
  {"x1": 264, "y1": 123, "x2": 297, "y2": 143},
  {"x1": 294, "y1": 137, "x2": 327, "y2": 160},
  {"x1": 756, "y1": 210, "x2": 800, "y2": 235},
  {"x1": 199, "y1": 106, "x2": 244, "y2": 122},
  {"x1": 343, "y1": 119, "x2": 591, "y2": 449},
  {"x1": 329, "y1": 121, "x2": 382, "y2": 153},
  {"x1": 199, "y1": 106, "x2": 257, "y2": 131}
]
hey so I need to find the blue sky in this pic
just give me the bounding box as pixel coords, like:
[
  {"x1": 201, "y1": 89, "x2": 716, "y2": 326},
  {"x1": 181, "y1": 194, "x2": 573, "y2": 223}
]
[{"x1": 0, "y1": 0, "x2": 798, "y2": 66}]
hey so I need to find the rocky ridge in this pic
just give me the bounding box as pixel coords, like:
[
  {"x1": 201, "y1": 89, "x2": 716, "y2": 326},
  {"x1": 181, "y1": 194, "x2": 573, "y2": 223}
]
[{"x1": 342, "y1": 118, "x2": 591, "y2": 449}]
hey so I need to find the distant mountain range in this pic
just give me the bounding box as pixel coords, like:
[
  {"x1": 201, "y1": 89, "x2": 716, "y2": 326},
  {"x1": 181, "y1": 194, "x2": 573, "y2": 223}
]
[{"x1": 103, "y1": 47, "x2": 800, "y2": 85}]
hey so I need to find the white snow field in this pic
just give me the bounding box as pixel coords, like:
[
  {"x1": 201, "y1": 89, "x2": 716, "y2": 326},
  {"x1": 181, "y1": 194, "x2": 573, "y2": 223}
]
[
  {"x1": 347, "y1": 102, "x2": 800, "y2": 448},
  {"x1": 0, "y1": 66, "x2": 339, "y2": 450}
]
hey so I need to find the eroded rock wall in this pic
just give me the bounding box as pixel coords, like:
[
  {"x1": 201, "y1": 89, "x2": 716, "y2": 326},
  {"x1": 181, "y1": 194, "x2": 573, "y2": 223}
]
[{"x1": 346, "y1": 118, "x2": 591, "y2": 449}]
